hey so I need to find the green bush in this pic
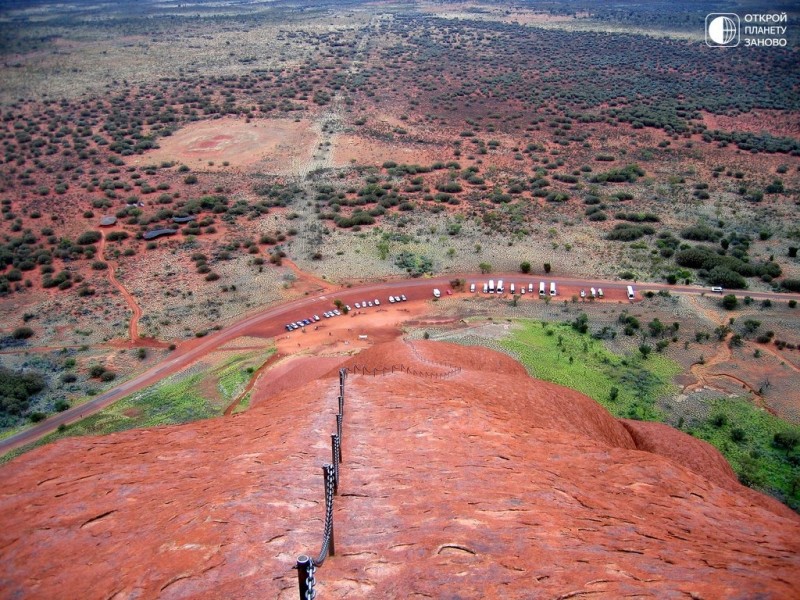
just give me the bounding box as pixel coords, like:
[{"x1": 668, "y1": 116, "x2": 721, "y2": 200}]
[
  {"x1": 77, "y1": 231, "x2": 102, "y2": 245},
  {"x1": 721, "y1": 294, "x2": 738, "y2": 310},
  {"x1": 12, "y1": 326, "x2": 34, "y2": 339}
]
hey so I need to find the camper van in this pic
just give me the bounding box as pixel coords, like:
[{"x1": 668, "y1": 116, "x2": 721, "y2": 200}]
[
  {"x1": 510, "y1": 283, "x2": 516, "y2": 294},
  {"x1": 470, "y1": 283, "x2": 476, "y2": 293},
  {"x1": 597, "y1": 288, "x2": 604, "y2": 298},
  {"x1": 528, "y1": 283, "x2": 534, "y2": 293},
  {"x1": 433, "y1": 288, "x2": 441, "y2": 298},
  {"x1": 627, "y1": 285, "x2": 635, "y2": 300},
  {"x1": 590, "y1": 287, "x2": 596, "y2": 298},
  {"x1": 497, "y1": 280, "x2": 504, "y2": 293},
  {"x1": 550, "y1": 281, "x2": 557, "y2": 296},
  {"x1": 539, "y1": 281, "x2": 546, "y2": 296},
  {"x1": 488, "y1": 279, "x2": 495, "y2": 293}
]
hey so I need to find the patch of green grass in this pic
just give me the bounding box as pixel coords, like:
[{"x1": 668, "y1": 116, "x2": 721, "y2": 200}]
[
  {"x1": 689, "y1": 398, "x2": 800, "y2": 510},
  {"x1": 1, "y1": 348, "x2": 275, "y2": 463},
  {"x1": 233, "y1": 392, "x2": 252, "y2": 414},
  {"x1": 500, "y1": 320, "x2": 680, "y2": 421}
]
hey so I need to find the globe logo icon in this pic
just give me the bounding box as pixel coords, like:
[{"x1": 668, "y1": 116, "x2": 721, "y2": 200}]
[{"x1": 706, "y1": 14, "x2": 739, "y2": 46}]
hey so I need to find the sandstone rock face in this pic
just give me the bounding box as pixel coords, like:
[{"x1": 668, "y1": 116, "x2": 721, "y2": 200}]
[{"x1": 1, "y1": 341, "x2": 798, "y2": 599}]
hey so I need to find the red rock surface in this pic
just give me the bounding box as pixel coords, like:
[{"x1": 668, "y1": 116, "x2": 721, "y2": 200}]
[{"x1": 1, "y1": 341, "x2": 798, "y2": 599}]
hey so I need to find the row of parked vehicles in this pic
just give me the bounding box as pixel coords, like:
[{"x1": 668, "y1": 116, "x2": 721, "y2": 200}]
[
  {"x1": 286, "y1": 294, "x2": 409, "y2": 331},
  {"x1": 462, "y1": 281, "x2": 635, "y2": 300}
]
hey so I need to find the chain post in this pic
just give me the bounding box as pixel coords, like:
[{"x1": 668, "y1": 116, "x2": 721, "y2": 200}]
[
  {"x1": 331, "y1": 434, "x2": 340, "y2": 494},
  {"x1": 296, "y1": 555, "x2": 315, "y2": 600},
  {"x1": 336, "y1": 413, "x2": 343, "y2": 462}
]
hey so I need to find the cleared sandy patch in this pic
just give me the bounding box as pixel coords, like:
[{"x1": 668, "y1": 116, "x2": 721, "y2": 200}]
[
  {"x1": 333, "y1": 133, "x2": 447, "y2": 168},
  {"x1": 131, "y1": 117, "x2": 318, "y2": 172}
]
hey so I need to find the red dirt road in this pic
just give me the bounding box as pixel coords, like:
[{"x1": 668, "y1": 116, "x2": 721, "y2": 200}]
[{"x1": 2, "y1": 273, "x2": 797, "y2": 455}]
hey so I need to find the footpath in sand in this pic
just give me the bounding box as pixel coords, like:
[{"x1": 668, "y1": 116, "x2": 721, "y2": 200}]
[{"x1": 1, "y1": 340, "x2": 798, "y2": 599}]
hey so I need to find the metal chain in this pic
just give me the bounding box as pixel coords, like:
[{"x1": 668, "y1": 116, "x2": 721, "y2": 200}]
[
  {"x1": 304, "y1": 562, "x2": 316, "y2": 600},
  {"x1": 315, "y1": 464, "x2": 336, "y2": 566}
]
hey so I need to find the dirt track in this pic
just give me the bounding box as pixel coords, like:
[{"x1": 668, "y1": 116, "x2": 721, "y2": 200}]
[{"x1": 2, "y1": 272, "x2": 797, "y2": 455}]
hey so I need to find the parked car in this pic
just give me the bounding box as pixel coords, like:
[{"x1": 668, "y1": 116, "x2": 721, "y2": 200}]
[
  {"x1": 285, "y1": 324, "x2": 292, "y2": 331},
  {"x1": 400, "y1": 294, "x2": 407, "y2": 301},
  {"x1": 354, "y1": 302, "x2": 361, "y2": 309},
  {"x1": 389, "y1": 296, "x2": 396, "y2": 303},
  {"x1": 374, "y1": 299, "x2": 380, "y2": 305},
  {"x1": 367, "y1": 301, "x2": 373, "y2": 307},
  {"x1": 333, "y1": 309, "x2": 341, "y2": 316},
  {"x1": 313, "y1": 315, "x2": 320, "y2": 321},
  {"x1": 711, "y1": 286, "x2": 724, "y2": 293},
  {"x1": 580, "y1": 289, "x2": 586, "y2": 298}
]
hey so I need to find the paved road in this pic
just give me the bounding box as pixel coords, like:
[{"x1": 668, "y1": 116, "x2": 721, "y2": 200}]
[{"x1": 2, "y1": 273, "x2": 797, "y2": 455}]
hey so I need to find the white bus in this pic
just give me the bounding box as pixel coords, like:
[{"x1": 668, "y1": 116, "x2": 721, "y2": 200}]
[
  {"x1": 497, "y1": 279, "x2": 504, "y2": 293},
  {"x1": 510, "y1": 283, "x2": 516, "y2": 294},
  {"x1": 627, "y1": 285, "x2": 635, "y2": 300},
  {"x1": 488, "y1": 279, "x2": 495, "y2": 293},
  {"x1": 539, "y1": 281, "x2": 546, "y2": 296},
  {"x1": 550, "y1": 281, "x2": 557, "y2": 296}
]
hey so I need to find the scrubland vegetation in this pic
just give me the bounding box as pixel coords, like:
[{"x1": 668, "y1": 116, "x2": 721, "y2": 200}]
[{"x1": 0, "y1": 0, "x2": 798, "y2": 507}]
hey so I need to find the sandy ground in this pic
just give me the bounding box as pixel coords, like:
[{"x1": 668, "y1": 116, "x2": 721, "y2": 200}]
[{"x1": 130, "y1": 117, "x2": 319, "y2": 174}]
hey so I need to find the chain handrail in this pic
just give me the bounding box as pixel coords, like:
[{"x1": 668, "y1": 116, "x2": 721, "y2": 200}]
[{"x1": 345, "y1": 363, "x2": 461, "y2": 379}]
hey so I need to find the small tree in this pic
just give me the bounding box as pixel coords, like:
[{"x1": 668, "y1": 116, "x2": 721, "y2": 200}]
[
  {"x1": 520, "y1": 261, "x2": 531, "y2": 274},
  {"x1": 12, "y1": 326, "x2": 34, "y2": 340},
  {"x1": 479, "y1": 262, "x2": 492, "y2": 274},
  {"x1": 639, "y1": 344, "x2": 652, "y2": 359},
  {"x1": 721, "y1": 294, "x2": 738, "y2": 310},
  {"x1": 543, "y1": 262, "x2": 551, "y2": 274}
]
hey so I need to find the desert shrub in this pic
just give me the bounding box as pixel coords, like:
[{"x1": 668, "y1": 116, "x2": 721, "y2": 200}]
[
  {"x1": 12, "y1": 326, "x2": 34, "y2": 339},
  {"x1": 606, "y1": 223, "x2": 654, "y2": 241},
  {"x1": 707, "y1": 266, "x2": 746, "y2": 289},
  {"x1": 77, "y1": 231, "x2": 102, "y2": 245},
  {"x1": 721, "y1": 294, "x2": 738, "y2": 310},
  {"x1": 681, "y1": 225, "x2": 723, "y2": 242},
  {"x1": 0, "y1": 367, "x2": 45, "y2": 417},
  {"x1": 591, "y1": 164, "x2": 644, "y2": 183},
  {"x1": 106, "y1": 231, "x2": 128, "y2": 242},
  {"x1": 782, "y1": 279, "x2": 800, "y2": 292}
]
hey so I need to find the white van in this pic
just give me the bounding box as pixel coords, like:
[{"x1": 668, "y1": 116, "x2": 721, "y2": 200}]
[
  {"x1": 590, "y1": 287, "x2": 596, "y2": 298},
  {"x1": 528, "y1": 283, "x2": 534, "y2": 293},
  {"x1": 510, "y1": 283, "x2": 516, "y2": 294},
  {"x1": 470, "y1": 283, "x2": 476, "y2": 293},
  {"x1": 550, "y1": 281, "x2": 557, "y2": 296},
  {"x1": 711, "y1": 286, "x2": 723, "y2": 293},
  {"x1": 433, "y1": 288, "x2": 441, "y2": 298},
  {"x1": 497, "y1": 279, "x2": 504, "y2": 293},
  {"x1": 597, "y1": 288, "x2": 604, "y2": 298},
  {"x1": 539, "y1": 281, "x2": 546, "y2": 296},
  {"x1": 488, "y1": 279, "x2": 495, "y2": 293},
  {"x1": 627, "y1": 285, "x2": 635, "y2": 300},
  {"x1": 483, "y1": 282, "x2": 488, "y2": 293}
]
